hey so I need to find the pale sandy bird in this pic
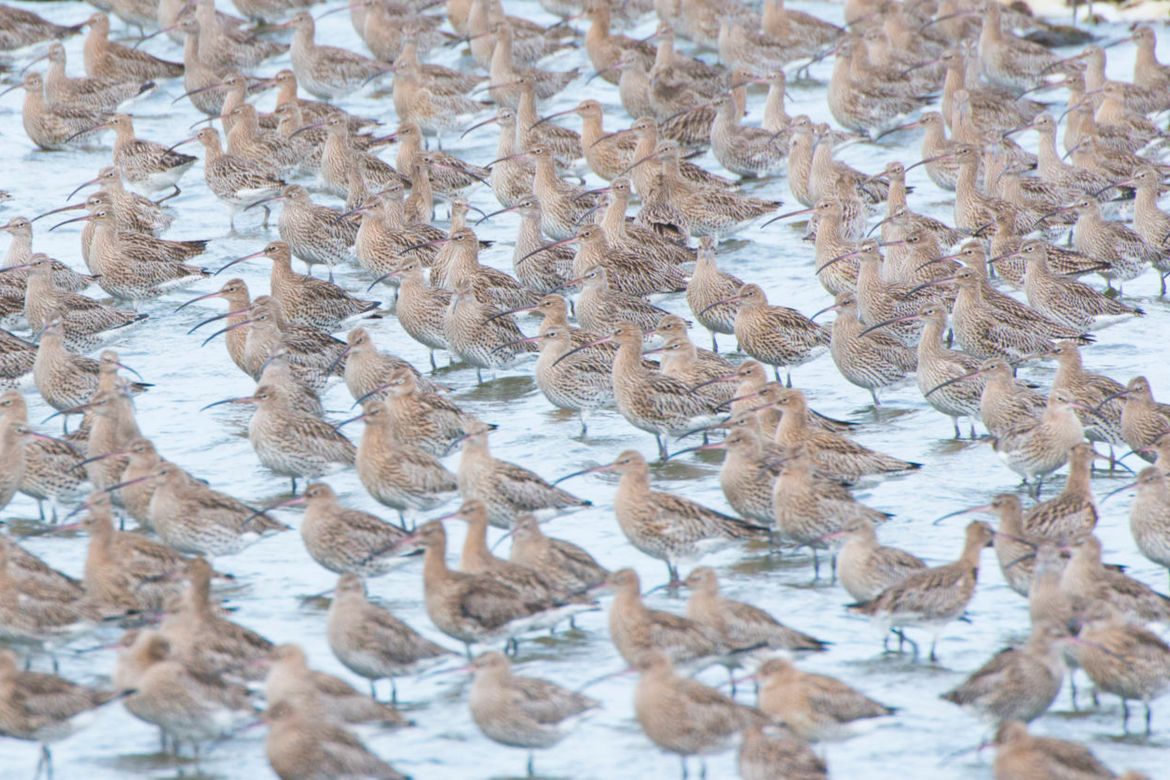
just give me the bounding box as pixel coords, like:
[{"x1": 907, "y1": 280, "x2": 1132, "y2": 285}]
[
  {"x1": 0, "y1": 6, "x2": 82, "y2": 50},
  {"x1": 738, "y1": 722, "x2": 828, "y2": 780},
  {"x1": 281, "y1": 11, "x2": 389, "y2": 99},
  {"x1": 159, "y1": 558, "x2": 275, "y2": 680},
  {"x1": 761, "y1": 385, "x2": 922, "y2": 480},
  {"x1": 1107, "y1": 467, "x2": 1170, "y2": 586},
  {"x1": 941, "y1": 621, "x2": 1068, "y2": 725},
  {"x1": 269, "y1": 482, "x2": 418, "y2": 577},
  {"x1": 345, "y1": 399, "x2": 459, "y2": 526},
  {"x1": 444, "y1": 280, "x2": 536, "y2": 384},
  {"x1": 508, "y1": 513, "x2": 609, "y2": 598},
  {"x1": 832, "y1": 517, "x2": 927, "y2": 603},
  {"x1": 850, "y1": 521, "x2": 994, "y2": 661},
  {"x1": 412, "y1": 520, "x2": 592, "y2": 656},
  {"x1": 468, "y1": 651, "x2": 598, "y2": 776},
  {"x1": 608, "y1": 568, "x2": 724, "y2": 668},
  {"x1": 558, "y1": 451, "x2": 769, "y2": 585},
  {"x1": 0, "y1": 539, "x2": 101, "y2": 646},
  {"x1": 555, "y1": 321, "x2": 720, "y2": 460},
  {"x1": 216, "y1": 240, "x2": 376, "y2": 329},
  {"x1": 1074, "y1": 601, "x2": 1170, "y2": 736},
  {"x1": 266, "y1": 643, "x2": 406, "y2": 727},
  {"x1": 992, "y1": 390, "x2": 1088, "y2": 498},
  {"x1": 111, "y1": 462, "x2": 288, "y2": 557},
  {"x1": 772, "y1": 453, "x2": 893, "y2": 579},
  {"x1": 347, "y1": 365, "x2": 475, "y2": 457},
  {"x1": 455, "y1": 420, "x2": 590, "y2": 528},
  {"x1": 1, "y1": 72, "x2": 109, "y2": 151},
  {"x1": 203, "y1": 383, "x2": 355, "y2": 494},
  {"x1": 445, "y1": 500, "x2": 589, "y2": 608},
  {"x1": 1060, "y1": 535, "x2": 1170, "y2": 626},
  {"x1": 173, "y1": 127, "x2": 285, "y2": 230},
  {"x1": 265, "y1": 697, "x2": 407, "y2": 780},
  {"x1": 339, "y1": 328, "x2": 441, "y2": 403},
  {"x1": 683, "y1": 567, "x2": 828, "y2": 653},
  {"x1": 117, "y1": 630, "x2": 257, "y2": 757},
  {"x1": 327, "y1": 573, "x2": 454, "y2": 703},
  {"x1": 992, "y1": 720, "x2": 1117, "y2": 780},
  {"x1": 634, "y1": 650, "x2": 767, "y2": 778},
  {"x1": 0, "y1": 649, "x2": 124, "y2": 778},
  {"x1": 705, "y1": 283, "x2": 829, "y2": 386},
  {"x1": 63, "y1": 491, "x2": 189, "y2": 612},
  {"x1": 81, "y1": 12, "x2": 183, "y2": 81},
  {"x1": 755, "y1": 656, "x2": 895, "y2": 742}
]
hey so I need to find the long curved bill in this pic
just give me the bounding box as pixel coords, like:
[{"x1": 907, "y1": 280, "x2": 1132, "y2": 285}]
[
  {"x1": 858, "y1": 313, "x2": 919, "y2": 338},
  {"x1": 175, "y1": 289, "x2": 227, "y2": 313},
  {"x1": 924, "y1": 368, "x2": 984, "y2": 398},
  {"x1": 551, "y1": 461, "x2": 616, "y2": 486},
  {"x1": 931, "y1": 503, "x2": 991, "y2": 526},
  {"x1": 517, "y1": 236, "x2": 576, "y2": 266},
  {"x1": 200, "y1": 395, "x2": 259, "y2": 412},
  {"x1": 760, "y1": 205, "x2": 815, "y2": 229},
  {"x1": 186, "y1": 306, "x2": 249, "y2": 334},
  {"x1": 666, "y1": 440, "x2": 727, "y2": 460},
  {"x1": 200, "y1": 318, "x2": 253, "y2": 347},
  {"x1": 551, "y1": 334, "x2": 614, "y2": 367},
  {"x1": 48, "y1": 213, "x2": 95, "y2": 232},
  {"x1": 459, "y1": 114, "x2": 501, "y2": 140},
  {"x1": 215, "y1": 249, "x2": 268, "y2": 275},
  {"x1": 333, "y1": 412, "x2": 367, "y2": 431},
  {"x1": 171, "y1": 82, "x2": 226, "y2": 106},
  {"x1": 697, "y1": 295, "x2": 743, "y2": 317}
]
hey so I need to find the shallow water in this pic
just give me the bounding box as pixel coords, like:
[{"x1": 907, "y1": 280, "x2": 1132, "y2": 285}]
[{"x1": 0, "y1": 1, "x2": 1169, "y2": 778}]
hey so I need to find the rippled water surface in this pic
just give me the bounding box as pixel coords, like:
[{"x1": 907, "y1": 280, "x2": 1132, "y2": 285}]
[{"x1": 1, "y1": 1, "x2": 1169, "y2": 777}]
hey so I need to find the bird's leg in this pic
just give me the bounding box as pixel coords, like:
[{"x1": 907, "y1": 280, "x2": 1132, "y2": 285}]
[
  {"x1": 968, "y1": 421, "x2": 976, "y2": 439},
  {"x1": 1145, "y1": 701, "x2": 1152, "y2": 737},
  {"x1": 157, "y1": 185, "x2": 181, "y2": 204},
  {"x1": 657, "y1": 434, "x2": 669, "y2": 462},
  {"x1": 429, "y1": 350, "x2": 437, "y2": 371},
  {"x1": 952, "y1": 418, "x2": 961, "y2": 439},
  {"x1": 785, "y1": 371, "x2": 792, "y2": 389},
  {"x1": 1122, "y1": 697, "x2": 1130, "y2": 733},
  {"x1": 262, "y1": 205, "x2": 272, "y2": 229},
  {"x1": 680, "y1": 757, "x2": 689, "y2": 779},
  {"x1": 811, "y1": 548, "x2": 820, "y2": 580},
  {"x1": 36, "y1": 499, "x2": 45, "y2": 523},
  {"x1": 290, "y1": 477, "x2": 298, "y2": 495},
  {"x1": 476, "y1": 367, "x2": 484, "y2": 384},
  {"x1": 1069, "y1": 673, "x2": 1079, "y2": 710},
  {"x1": 928, "y1": 638, "x2": 939, "y2": 663},
  {"x1": 527, "y1": 752, "x2": 534, "y2": 777},
  {"x1": 369, "y1": 680, "x2": 378, "y2": 700},
  {"x1": 464, "y1": 643, "x2": 473, "y2": 660},
  {"x1": 710, "y1": 332, "x2": 718, "y2": 352},
  {"x1": 871, "y1": 389, "x2": 881, "y2": 408},
  {"x1": 391, "y1": 678, "x2": 398, "y2": 705}
]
